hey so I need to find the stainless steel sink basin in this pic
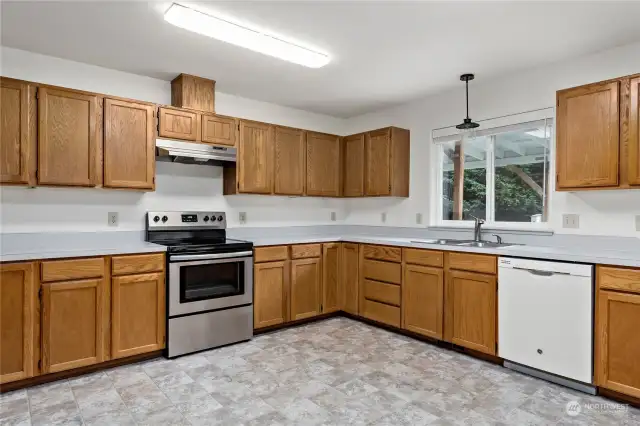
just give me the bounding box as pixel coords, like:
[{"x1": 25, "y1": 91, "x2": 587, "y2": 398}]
[
  {"x1": 456, "y1": 241, "x2": 515, "y2": 248},
  {"x1": 410, "y1": 239, "x2": 468, "y2": 245}
]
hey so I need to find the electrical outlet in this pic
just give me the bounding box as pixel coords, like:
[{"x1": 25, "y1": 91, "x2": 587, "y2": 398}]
[
  {"x1": 416, "y1": 213, "x2": 423, "y2": 225},
  {"x1": 330, "y1": 212, "x2": 337, "y2": 222},
  {"x1": 562, "y1": 214, "x2": 579, "y2": 229},
  {"x1": 381, "y1": 212, "x2": 387, "y2": 223},
  {"x1": 107, "y1": 212, "x2": 118, "y2": 227},
  {"x1": 239, "y1": 212, "x2": 247, "y2": 224},
  {"x1": 636, "y1": 215, "x2": 640, "y2": 232}
]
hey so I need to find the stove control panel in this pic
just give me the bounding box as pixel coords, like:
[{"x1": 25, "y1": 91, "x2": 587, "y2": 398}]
[{"x1": 147, "y1": 211, "x2": 226, "y2": 229}]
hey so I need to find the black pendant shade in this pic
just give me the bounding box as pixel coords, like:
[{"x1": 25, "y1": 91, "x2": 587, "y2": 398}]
[{"x1": 456, "y1": 73, "x2": 480, "y2": 130}]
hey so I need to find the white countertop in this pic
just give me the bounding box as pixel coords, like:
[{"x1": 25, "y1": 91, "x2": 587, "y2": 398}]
[
  {"x1": 0, "y1": 232, "x2": 166, "y2": 262},
  {"x1": 247, "y1": 234, "x2": 640, "y2": 268}
]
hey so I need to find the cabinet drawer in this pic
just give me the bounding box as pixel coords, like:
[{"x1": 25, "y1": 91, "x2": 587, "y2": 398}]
[
  {"x1": 363, "y1": 259, "x2": 401, "y2": 284},
  {"x1": 364, "y1": 279, "x2": 400, "y2": 306},
  {"x1": 362, "y1": 299, "x2": 400, "y2": 327},
  {"x1": 112, "y1": 253, "x2": 164, "y2": 276},
  {"x1": 363, "y1": 245, "x2": 402, "y2": 262},
  {"x1": 254, "y1": 246, "x2": 289, "y2": 263},
  {"x1": 447, "y1": 252, "x2": 497, "y2": 274},
  {"x1": 598, "y1": 266, "x2": 640, "y2": 294},
  {"x1": 41, "y1": 257, "x2": 104, "y2": 282},
  {"x1": 403, "y1": 248, "x2": 444, "y2": 267},
  {"x1": 291, "y1": 244, "x2": 322, "y2": 259}
]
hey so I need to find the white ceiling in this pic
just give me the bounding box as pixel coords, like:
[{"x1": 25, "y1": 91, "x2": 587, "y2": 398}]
[{"x1": 2, "y1": 1, "x2": 640, "y2": 118}]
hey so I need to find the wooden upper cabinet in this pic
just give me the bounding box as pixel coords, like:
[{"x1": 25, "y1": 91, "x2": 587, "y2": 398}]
[
  {"x1": 341, "y1": 243, "x2": 359, "y2": 315},
  {"x1": 444, "y1": 270, "x2": 497, "y2": 355},
  {"x1": 365, "y1": 128, "x2": 391, "y2": 196},
  {"x1": 322, "y1": 243, "x2": 340, "y2": 314},
  {"x1": 158, "y1": 107, "x2": 198, "y2": 141},
  {"x1": 1, "y1": 79, "x2": 35, "y2": 185},
  {"x1": 290, "y1": 257, "x2": 321, "y2": 320},
  {"x1": 306, "y1": 132, "x2": 341, "y2": 197},
  {"x1": 238, "y1": 120, "x2": 274, "y2": 194},
  {"x1": 403, "y1": 264, "x2": 444, "y2": 340},
  {"x1": 274, "y1": 126, "x2": 305, "y2": 195},
  {"x1": 171, "y1": 74, "x2": 215, "y2": 113},
  {"x1": 556, "y1": 81, "x2": 620, "y2": 189},
  {"x1": 628, "y1": 76, "x2": 640, "y2": 186},
  {"x1": 112, "y1": 272, "x2": 165, "y2": 359},
  {"x1": 343, "y1": 133, "x2": 365, "y2": 197},
  {"x1": 41, "y1": 278, "x2": 106, "y2": 373},
  {"x1": 104, "y1": 99, "x2": 155, "y2": 190},
  {"x1": 201, "y1": 114, "x2": 237, "y2": 147},
  {"x1": 38, "y1": 87, "x2": 98, "y2": 186},
  {"x1": 596, "y1": 290, "x2": 640, "y2": 398},
  {"x1": 0, "y1": 262, "x2": 36, "y2": 384},
  {"x1": 254, "y1": 261, "x2": 289, "y2": 328}
]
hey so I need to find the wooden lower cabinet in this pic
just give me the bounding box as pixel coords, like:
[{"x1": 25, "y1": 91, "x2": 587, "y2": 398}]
[
  {"x1": 290, "y1": 258, "x2": 321, "y2": 320},
  {"x1": 341, "y1": 243, "x2": 359, "y2": 315},
  {"x1": 444, "y1": 270, "x2": 497, "y2": 355},
  {"x1": 403, "y1": 264, "x2": 444, "y2": 340},
  {"x1": 322, "y1": 243, "x2": 340, "y2": 313},
  {"x1": 41, "y1": 278, "x2": 106, "y2": 373},
  {"x1": 254, "y1": 261, "x2": 289, "y2": 328},
  {"x1": 596, "y1": 290, "x2": 640, "y2": 398},
  {"x1": 111, "y1": 272, "x2": 165, "y2": 359},
  {"x1": 0, "y1": 262, "x2": 37, "y2": 384}
]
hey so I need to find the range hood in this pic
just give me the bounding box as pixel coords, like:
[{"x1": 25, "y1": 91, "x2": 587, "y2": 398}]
[{"x1": 156, "y1": 139, "x2": 236, "y2": 166}]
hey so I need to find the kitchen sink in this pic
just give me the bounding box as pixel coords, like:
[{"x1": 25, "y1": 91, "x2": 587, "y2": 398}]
[
  {"x1": 456, "y1": 241, "x2": 516, "y2": 248},
  {"x1": 410, "y1": 239, "x2": 468, "y2": 245}
]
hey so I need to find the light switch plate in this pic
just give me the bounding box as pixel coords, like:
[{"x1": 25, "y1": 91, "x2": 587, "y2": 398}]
[
  {"x1": 331, "y1": 212, "x2": 337, "y2": 222},
  {"x1": 108, "y1": 212, "x2": 118, "y2": 227},
  {"x1": 636, "y1": 215, "x2": 640, "y2": 232},
  {"x1": 239, "y1": 212, "x2": 247, "y2": 224},
  {"x1": 416, "y1": 213, "x2": 423, "y2": 225},
  {"x1": 381, "y1": 212, "x2": 387, "y2": 223},
  {"x1": 562, "y1": 214, "x2": 579, "y2": 229}
]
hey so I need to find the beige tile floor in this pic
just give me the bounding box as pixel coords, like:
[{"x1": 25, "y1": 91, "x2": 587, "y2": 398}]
[{"x1": 1, "y1": 317, "x2": 638, "y2": 425}]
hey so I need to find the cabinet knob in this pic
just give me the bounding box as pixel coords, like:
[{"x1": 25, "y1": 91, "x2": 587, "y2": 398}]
[{"x1": 537, "y1": 349, "x2": 543, "y2": 355}]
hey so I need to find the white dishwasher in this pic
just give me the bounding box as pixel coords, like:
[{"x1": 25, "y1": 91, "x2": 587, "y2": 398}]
[{"x1": 498, "y1": 257, "x2": 595, "y2": 393}]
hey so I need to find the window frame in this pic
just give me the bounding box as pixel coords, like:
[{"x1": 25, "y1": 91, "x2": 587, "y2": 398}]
[{"x1": 433, "y1": 110, "x2": 555, "y2": 230}]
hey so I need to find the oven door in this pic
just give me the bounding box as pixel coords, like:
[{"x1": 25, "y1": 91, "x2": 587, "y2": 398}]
[{"x1": 168, "y1": 251, "x2": 253, "y2": 317}]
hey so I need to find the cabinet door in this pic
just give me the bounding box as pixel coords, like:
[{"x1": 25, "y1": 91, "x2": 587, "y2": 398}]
[
  {"x1": 112, "y1": 273, "x2": 165, "y2": 359},
  {"x1": 445, "y1": 270, "x2": 496, "y2": 355},
  {"x1": 290, "y1": 258, "x2": 321, "y2": 320},
  {"x1": 158, "y1": 107, "x2": 198, "y2": 141},
  {"x1": 596, "y1": 290, "x2": 640, "y2": 398},
  {"x1": 38, "y1": 87, "x2": 98, "y2": 186},
  {"x1": 0, "y1": 263, "x2": 36, "y2": 384},
  {"x1": 628, "y1": 76, "x2": 640, "y2": 186},
  {"x1": 238, "y1": 120, "x2": 273, "y2": 194},
  {"x1": 322, "y1": 243, "x2": 340, "y2": 314},
  {"x1": 104, "y1": 99, "x2": 155, "y2": 190},
  {"x1": 343, "y1": 134, "x2": 364, "y2": 197},
  {"x1": 42, "y1": 279, "x2": 105, "y2": 373},
  {"x1": 365, "y1": 129, "x2": 391, "y2": 196},
  {"x1": 306, "y1": 132, "x2": 341, "y2": 197},
  {"x1": 274, "y1": 127, "x2": 305, "y2": 195},
  {"x1": 254, "y1": 261, "x2": 289, "y2": 328},
  {"x1": 556, "y1": 81, "x2": 619, "y2": 189},
  {"x1": 201, "y1": 114, "x2": 237, "y2": 146},
  {"x1": 0, "y1": 79, "x2": 34, "y2": 185},
  {"x1": 341, "y1": 243, "x2": 359, "y2": 315},
  {"x1": 403, "y1": 264, "x2": 444, "y2": 340}
]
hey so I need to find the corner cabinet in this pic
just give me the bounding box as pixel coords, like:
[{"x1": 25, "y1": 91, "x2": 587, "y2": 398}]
[
  {"x1": 306, "y1": 132, "x2": 341, "y2": 197},
  {"x1": 341, "y1": 243, "x2": 360, "y2": 315},
  {"x1": 343, "y1": 133, "x2": 365, "y2": 197},
  {"x1": 38, "y1": 87, "x2": 99, "y2": 187},
  {"x1": 0, "y1": 262, "x2": 37, "y2": 384},
  {"x1": 322, "y1": 243, "x2": 340, "y2": 313},
  {"x1": 104, "y1": 99, "x2": 155, "y2": 190}
]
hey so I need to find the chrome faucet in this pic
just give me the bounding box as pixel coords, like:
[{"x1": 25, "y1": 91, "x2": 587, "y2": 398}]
[{"x1": 470, "y1": 215, "x2": 485, "y2": 242}]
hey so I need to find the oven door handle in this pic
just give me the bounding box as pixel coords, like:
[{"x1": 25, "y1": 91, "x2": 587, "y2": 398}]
[{"x1": 170, "y1": 251, "x2": 253, "y2": 261}]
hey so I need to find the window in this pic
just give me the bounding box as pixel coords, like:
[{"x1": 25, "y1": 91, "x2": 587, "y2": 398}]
[{"x1": 436, "y1": 111, "x2": 552, "y2": 226}]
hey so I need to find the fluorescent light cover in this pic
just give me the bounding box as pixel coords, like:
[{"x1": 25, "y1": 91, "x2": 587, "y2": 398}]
[{"x1": 164, "y1": 3, "x2": 330, "y2": 68}]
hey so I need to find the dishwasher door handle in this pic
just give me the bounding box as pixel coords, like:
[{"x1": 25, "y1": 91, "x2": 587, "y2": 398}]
[{"x1": 511, "y1": 266, "x2": 571, "y2": 277}]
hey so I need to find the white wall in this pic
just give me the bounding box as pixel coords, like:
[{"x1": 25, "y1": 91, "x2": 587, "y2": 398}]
[
  {"x1": 343, "y1": 41, "x2": 640, "y2": 237},
  {"x1": 0, "y1": 47, "x2": 347, "y2": 232}
]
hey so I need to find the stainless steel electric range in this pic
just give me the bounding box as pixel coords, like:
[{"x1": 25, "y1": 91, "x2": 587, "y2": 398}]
[{"x1": 146, "y1": 211, "x2": 253, "y2": 358}]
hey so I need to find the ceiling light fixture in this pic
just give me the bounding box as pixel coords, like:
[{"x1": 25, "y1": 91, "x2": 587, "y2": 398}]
[
  {"x1": 164, "y1": 3, "x2": 330, "y2": 68},
  {"x1": 456, "y1": 74, "x2": 480, "y2": 130}
]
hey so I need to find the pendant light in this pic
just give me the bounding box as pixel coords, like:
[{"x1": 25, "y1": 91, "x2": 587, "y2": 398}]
[{"x1": 456, "y1": 74, "x2": 480, "y2": 130}]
